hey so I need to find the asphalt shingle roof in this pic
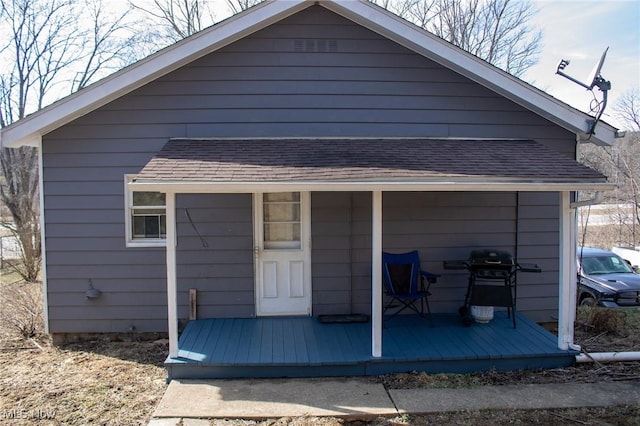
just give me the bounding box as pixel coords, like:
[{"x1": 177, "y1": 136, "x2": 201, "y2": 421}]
[{"x1": 134, "y1": 138, "x2": 606, "y2": 184}]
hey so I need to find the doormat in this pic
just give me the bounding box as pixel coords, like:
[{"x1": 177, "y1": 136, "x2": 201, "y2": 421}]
[{"x1": 317, "y1": 314, "x2": 370, "y2": 324}]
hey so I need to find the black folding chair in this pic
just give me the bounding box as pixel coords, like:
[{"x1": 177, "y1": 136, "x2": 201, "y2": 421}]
[{"x1": 382, "y1": 251, "x2": 439, "y2": 326}]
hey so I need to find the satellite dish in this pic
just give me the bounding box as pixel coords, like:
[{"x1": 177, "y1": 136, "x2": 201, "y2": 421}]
[
  {"x1": 555, "y1": 47, "x2": 612, "y2": 137},
  {"x1": 556, "y1": 47, "x2": 611, "y2": 91},
  {"x1": 586, "y1": 47, "x2": 609, "y2": 90}
]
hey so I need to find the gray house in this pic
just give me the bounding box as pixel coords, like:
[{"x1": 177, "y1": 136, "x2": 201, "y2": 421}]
[{"x1": 0, "y1": 0, "x2": 616, "y2": 378}]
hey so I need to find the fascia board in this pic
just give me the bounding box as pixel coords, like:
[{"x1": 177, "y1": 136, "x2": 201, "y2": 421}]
[
  {"x1": 129, "y1": 180, "x2": 614, "y2": 194},
  {"x1": 321, "y1": 0, "x2": 617, "y2": 146},
  {"x1": 0, "y1": 0, "x2": 309, "y2": 148}
]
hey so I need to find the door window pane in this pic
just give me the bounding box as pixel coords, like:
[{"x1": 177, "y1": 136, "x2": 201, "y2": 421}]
[
  {"x1": 264, "y1": 193, "x2": 300, "y2": 203},
  {"x1": 263, "y1": 192, "x2": 301, "y2": 249},
  {"x1": 264, "y1": 203, "x2": 300, "y2": 222},
  {"x1": 264, "y1": 223, "x2": 301, "y2": 244}
]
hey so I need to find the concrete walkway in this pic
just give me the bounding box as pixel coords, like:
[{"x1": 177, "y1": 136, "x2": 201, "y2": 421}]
[{"x1": 149, "y1": 378, "x2": 640, "y2": 425}]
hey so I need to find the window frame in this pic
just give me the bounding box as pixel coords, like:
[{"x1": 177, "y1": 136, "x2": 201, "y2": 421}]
[{"x1": 124, "y1": 175, "x2": 167, "y2": 248}]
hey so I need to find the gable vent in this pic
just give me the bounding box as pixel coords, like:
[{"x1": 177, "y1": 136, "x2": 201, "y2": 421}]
[{"x1": 294, "y1": 39, "x2": 338, "y2": 53}]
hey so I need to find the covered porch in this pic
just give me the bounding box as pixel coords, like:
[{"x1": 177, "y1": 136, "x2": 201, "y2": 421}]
[
  {"x1": 129, "y1": 138, "x2": 612, "y2": 378},
  {"x1": 166, "y1": 313, "x2": 576, "y2": 380}
]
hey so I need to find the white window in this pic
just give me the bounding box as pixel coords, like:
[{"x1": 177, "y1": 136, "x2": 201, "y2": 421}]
[{"x1": 125, "y1": 175, "x2": 166, "y2": 247}]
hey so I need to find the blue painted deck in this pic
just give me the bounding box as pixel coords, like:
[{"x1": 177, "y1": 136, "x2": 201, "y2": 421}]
[{"x1": 166, "y1": 312, "x2": 577, "y2": 380}]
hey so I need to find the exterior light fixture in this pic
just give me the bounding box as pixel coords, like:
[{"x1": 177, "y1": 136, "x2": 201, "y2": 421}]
[{"x1": 86, "y1": 279, "x2": 102, "y2": 299}]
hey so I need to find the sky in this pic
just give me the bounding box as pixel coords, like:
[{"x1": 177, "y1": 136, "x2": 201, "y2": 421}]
[{"x1": 525, "y1": 1, "x2": 640, "y2": 130}]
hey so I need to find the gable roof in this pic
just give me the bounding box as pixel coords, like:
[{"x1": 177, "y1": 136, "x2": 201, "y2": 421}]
[
  {"x1": 130, "y1": 138, "x2": 610, "y2": 193},
  {"x1": 0, "y1": 0, "x2": 617, "y2": 149}
]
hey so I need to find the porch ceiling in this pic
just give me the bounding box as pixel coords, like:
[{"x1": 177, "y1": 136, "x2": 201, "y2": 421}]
[{"x1": 131, "y1": 138, "x2": 612, "y2": 193}]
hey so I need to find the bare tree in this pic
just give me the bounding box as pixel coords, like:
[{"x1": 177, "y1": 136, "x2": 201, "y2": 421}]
[
  {"x1": 72, "y1": 0, "x2": 145, "y2": 91},
  {"x1": 226, "y1": 0, "x2": 263, "y2": 15},
  {"x1": 615, "y1": 88, "x2": 640, "y2": 131},
  {"x1": 611, "y1": 89, "x2": 640, "y2": 245},
  {"x1": 579, "y1": 89, "x2": 640, "y2": 247},
  {"x1": 402, "y1": 0, "x2": 437, "y2": 28},
  {"x1": 130, "y1": 0, "x2": 268, "y2": 47},
  {"x1": 0, "y1": 0, "x2": 77, "y2": 281},
  {"x1": 0, "y1": 147, "x2": 40, "y2": 281},
  {"x1": 0, "y1": 0, "x2": 145, "y2": 281},
  {"x1": 0, "y1": 0, "x2": 78, "y2": 121},
  {"x1": 131, "y1": 0, "x2": 218, "y2": 43},
  {"x1": 370, "y1": 0, "x2": 541, "y2": 77}
]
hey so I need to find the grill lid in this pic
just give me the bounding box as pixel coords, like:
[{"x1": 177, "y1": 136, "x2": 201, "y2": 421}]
[{"x1": 469, "y1": 249, "x2": 515, "y2": 266}]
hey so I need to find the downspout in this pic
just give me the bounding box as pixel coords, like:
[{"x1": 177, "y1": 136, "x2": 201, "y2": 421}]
[
  {"x1": 562, "y1": 137, "x2": 604, "y2": 352},
  {"x1": 562, "y1": 192, "x2": 604, "y2": 353},
  {"x1": 568, "y1": 192, "x2": 640, "y2": 363},
  {"x1": 569, "y1": 191, "x2": 604, "y2": 209},
  {"x1": 558, "y1": 135, "x2": 603, "y2": 351},
  {"x1": 559, "y1": 191, "x2": 579, "y2": 351}
]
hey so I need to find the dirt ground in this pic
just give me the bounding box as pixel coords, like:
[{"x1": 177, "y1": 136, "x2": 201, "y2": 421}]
[{"x1": 0, "y1": 280, "x2": 639, "y2": 425}]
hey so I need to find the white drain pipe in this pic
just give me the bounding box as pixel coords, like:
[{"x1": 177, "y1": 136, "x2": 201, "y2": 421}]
[{"x1": 576, "y1": 351, "x2": 640, "y2": 363}]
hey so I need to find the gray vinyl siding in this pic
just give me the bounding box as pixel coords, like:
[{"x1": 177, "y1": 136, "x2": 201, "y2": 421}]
[
  {"x1": 516, "y1": 192, "x2": 562, "y2": 319},
  {"x1": 311, "y1": 192, "x2": 373, "y2": 316},
  {"x1": 42, "y1": 5, "x2": 573, "y2": 333},
  {"x1": 311, "y1": 191, "x2": 560, "y2": 322},
  {"x1": 175, "y1": 194, "x2": 254, "y2": 319}
]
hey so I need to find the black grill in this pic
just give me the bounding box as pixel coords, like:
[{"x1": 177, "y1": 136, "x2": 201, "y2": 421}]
[
  {"x1": 444, "y1": 249, "x2": 541, "y2": 328},
  {"x1": 468, "y1": 249, "x2": 515, "y2": 279}
]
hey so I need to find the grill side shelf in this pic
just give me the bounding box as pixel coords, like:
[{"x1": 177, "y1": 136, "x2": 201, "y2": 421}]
[
  {"x1": 516, "y1": 263, "x2": 542, "y2": 273},
  {"x1": 443, "y1": 260, "x2": 469, "y2": 270}
]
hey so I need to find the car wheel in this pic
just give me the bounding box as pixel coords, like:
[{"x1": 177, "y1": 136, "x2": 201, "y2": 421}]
[{"x1": 579, "y1": 296, "x2": 597, "y2": 307}]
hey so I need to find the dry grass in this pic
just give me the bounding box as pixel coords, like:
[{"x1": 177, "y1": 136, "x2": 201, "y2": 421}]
[
  {"x1": 0, "y1": 279, "x2": 168, "y2": 425},
  {"x1": 0, "y1": 277, "x2": 639, "y2": 425},
  {"x1": 0, "y1": 337, "x2": 168, "y2": 425},
  {"x1": 576, "y1": 307, "x2": 640, "y2": 353},
  {"x1": 0, "y1": 268, "x2": 22, "y2": 284}
]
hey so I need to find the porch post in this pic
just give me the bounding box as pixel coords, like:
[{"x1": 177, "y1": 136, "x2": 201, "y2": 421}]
[
  {"x1": 371, "y1": 190, "x2": 382, "y2": 357},
  {"x1": 558, "y1": 191, "x2": 577, "y2": 350},
  {"x1": 166, "y1": 192, "x2": 179, "y2": 358}
]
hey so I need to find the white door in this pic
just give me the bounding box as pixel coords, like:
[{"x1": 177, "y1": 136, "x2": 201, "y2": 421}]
[{"x1": 254, "y1": 192, "x2": 311, "y2": 316}]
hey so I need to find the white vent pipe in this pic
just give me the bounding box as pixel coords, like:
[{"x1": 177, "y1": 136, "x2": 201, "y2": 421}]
[{"x1": 576, "y1": 351, "x2": 640, "y2": 363}]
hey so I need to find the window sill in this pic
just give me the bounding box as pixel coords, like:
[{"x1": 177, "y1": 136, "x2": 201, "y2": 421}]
[{"x1": 126, "y1": 240, "x2": 167, "y2": 248}]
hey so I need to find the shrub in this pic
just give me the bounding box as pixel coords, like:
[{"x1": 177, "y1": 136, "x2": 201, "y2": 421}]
[
  {"x1": 577, "y1": 306, "x2": 626, "y2": 336},
  {"x1": 0, "y1": 281, "x2": 44, "y2": 339}
]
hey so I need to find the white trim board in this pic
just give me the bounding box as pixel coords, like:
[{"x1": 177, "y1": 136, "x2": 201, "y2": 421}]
[{"x1": 129, "y1": 180, "x2": 614, "y2": 194}]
